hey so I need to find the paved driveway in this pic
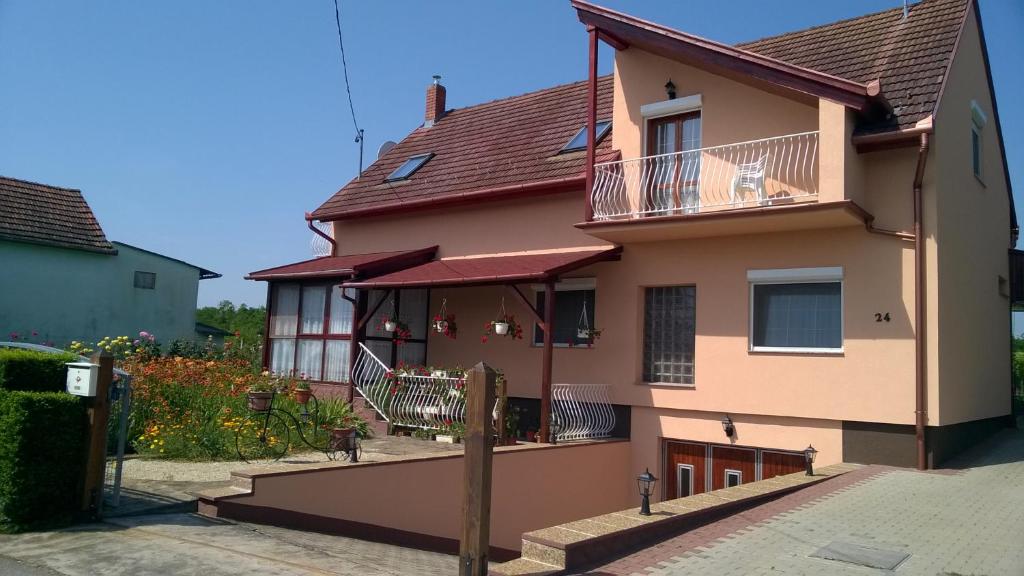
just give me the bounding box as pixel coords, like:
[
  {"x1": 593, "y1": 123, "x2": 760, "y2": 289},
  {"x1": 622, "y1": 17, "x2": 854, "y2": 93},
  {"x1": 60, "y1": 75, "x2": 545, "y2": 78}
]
[
  {"x1": 0, "y1": 513, "x2": 460, "y2": 576},
  {"x1": 578, "y1": 428, "x2": 1024, "y2": 576}
]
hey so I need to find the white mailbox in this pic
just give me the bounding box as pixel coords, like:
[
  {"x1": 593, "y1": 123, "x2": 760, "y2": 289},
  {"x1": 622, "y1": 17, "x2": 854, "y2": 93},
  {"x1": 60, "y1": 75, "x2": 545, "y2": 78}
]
[{"x1": 66, "y1": 362, "x2": 99, "y2": 397}]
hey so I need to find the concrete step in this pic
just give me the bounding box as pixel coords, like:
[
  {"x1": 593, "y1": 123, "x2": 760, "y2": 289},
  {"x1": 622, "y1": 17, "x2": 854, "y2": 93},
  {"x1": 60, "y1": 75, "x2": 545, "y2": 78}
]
[{"x1": 488, "y1": 557, "x2": 560, "y2": 576}]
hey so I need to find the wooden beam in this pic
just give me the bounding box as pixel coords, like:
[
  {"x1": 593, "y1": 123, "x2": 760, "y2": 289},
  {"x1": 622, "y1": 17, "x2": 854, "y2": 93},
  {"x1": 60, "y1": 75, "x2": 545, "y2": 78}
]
[
  {"x1": 598, "y1": 29, "x2": 629, "y2": 51},
  {"x1": 459, "y1": 363, "x2": 497, "y2": 576},
  {"x1": 357, "y1": 288, "x2": 393, "y2": 330},
  {"x1": 540, "y1": 282, "x2": 555, "y2": 443},
  {"x1": 506, "y1": 284, "x2": 545, "y2": 331}
]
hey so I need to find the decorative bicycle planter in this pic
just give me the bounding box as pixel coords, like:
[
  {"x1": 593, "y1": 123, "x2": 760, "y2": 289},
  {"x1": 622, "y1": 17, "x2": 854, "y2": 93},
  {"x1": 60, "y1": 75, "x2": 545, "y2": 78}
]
[{"x1": 235, "y1": 390, "x2": 362, "y2": 463}]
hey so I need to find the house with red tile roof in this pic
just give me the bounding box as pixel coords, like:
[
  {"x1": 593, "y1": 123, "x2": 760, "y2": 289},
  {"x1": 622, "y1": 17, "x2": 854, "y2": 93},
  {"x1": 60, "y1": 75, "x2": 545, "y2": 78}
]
[
  {"x1": 248, "y1": 0, "x2": 1017, "y2": 498},
  {"x1": 0, "y1": 175, "x2": 220, "y2": 346}
]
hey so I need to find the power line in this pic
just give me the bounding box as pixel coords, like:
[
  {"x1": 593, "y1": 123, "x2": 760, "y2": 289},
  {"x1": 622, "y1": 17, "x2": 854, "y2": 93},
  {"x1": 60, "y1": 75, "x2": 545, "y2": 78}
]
[{"x1": 332, "y1": 0, "x2": 365, "y2": 173}]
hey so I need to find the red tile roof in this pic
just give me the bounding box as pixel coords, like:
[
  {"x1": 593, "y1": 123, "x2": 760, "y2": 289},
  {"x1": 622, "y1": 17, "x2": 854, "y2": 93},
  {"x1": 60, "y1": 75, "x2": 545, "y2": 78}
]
[
  {"x1": 246, "y1": 247, "x2": 437, "y2": 281},
  {"x1": 343, "y1": 248, "x2": 622, "y2": 288},
  {"x1": 738, "y1": 0, "x2": 969, "y2": 132},
  {"x1": 0, "y1": 176, "x2": 115, "y2": 254},
  {"x1": 312, "y1": 76, "x2": 614, "y2": 221}
]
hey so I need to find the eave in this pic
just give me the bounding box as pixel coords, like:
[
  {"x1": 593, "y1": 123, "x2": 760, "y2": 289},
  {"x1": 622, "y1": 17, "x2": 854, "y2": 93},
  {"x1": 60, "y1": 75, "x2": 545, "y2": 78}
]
[{"x1": 571, "y1": 0, "x2": 875, "y2": 112}]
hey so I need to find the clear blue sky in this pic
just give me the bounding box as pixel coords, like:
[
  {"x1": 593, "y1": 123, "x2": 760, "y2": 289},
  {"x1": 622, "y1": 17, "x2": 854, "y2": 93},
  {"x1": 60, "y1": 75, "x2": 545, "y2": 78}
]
[{"x1": 1, "y1": 1, "x2": 1021, "y2": 312}]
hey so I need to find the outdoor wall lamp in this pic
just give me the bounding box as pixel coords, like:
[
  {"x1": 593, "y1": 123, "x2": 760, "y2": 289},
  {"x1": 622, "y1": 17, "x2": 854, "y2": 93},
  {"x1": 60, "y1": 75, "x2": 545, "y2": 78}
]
[
  {"x1": 637, "y1": 468, "x2": 657, "y2": 516},
  {"x1": 721, "y1": 415, "x2": 735, "y2": 438},
  {"x1": 664, "y1": 79, "x2": 677, "y2": 100},
  {"x1": 804, "y1": 444, "x2": 818, "y2": 476}
]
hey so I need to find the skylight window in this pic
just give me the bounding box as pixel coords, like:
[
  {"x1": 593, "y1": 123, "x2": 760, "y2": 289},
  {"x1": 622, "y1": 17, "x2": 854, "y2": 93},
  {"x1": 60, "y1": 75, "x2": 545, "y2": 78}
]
[
  {"x1": 386, "y1": 153, "x2": 434, "y2": 181},
  {"x1": 561, "y1": 120, "x2": 612, "y2": 153}
]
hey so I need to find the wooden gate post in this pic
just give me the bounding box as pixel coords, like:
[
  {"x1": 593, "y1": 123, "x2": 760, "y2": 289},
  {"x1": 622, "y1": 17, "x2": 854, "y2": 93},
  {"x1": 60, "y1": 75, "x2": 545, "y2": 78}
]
[
  {"x1": 459, "y1": 362, "x2": 497, "y2": 576},
  {"x1": 81, "y1": 350, "x2": 113, "y2": 519}
]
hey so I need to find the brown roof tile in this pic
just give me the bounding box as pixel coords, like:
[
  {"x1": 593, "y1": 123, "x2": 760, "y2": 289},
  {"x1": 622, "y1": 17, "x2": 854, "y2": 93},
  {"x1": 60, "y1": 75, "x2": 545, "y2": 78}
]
[
  {"x1": 0, "y1": 176, "x2": 115, "y2": 253},
  {"x1": 738, "y1": 0, "x2": 969, "y2": 132},
  {"x1": 312, "y1": 76, "x2": 614, "y2": 221}
]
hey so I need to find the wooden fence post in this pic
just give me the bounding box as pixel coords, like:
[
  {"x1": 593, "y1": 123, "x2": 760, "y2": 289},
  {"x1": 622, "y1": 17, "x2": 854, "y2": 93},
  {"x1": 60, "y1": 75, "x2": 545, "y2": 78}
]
[
  {"x1": 460, "y1": 362, "x2": 497, "y2": 576},
  {"x1": 81, "y1": 350, "x2": 113, "y2": 519}
]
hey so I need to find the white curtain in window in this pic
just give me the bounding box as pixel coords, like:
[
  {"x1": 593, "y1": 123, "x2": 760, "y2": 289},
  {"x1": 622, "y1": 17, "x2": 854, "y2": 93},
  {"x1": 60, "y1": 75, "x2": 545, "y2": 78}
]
[
  {"x1": 324, "y1": 340, "x2": 350, "y2": 382},
  {"x1": 300, "y1": 286, "x2": 327, "y2": 334},
  {"x1": 296, "y1": 340, "x2": 323, "y2": 381},
  {"x1": 271, "y1": 284, "x2": 299, "y2": 337},
  {"x1": 366, "y1": 290, "x2": 392, "y2": 338},
  {"x1": 329, "y1": 287, "x2": 355, "y2": 335},
  {"x1": 269, "y1": 339, "x2": 295, "y2": 376}
]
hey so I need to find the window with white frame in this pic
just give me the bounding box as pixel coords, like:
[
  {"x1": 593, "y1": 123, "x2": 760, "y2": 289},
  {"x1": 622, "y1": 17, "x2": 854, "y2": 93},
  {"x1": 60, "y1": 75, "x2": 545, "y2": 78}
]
[
  {"x1": 971, "y1": 100, "x2": 987, "y2": 181},
  {"x1": 749, "y1": 267, "x2": 843, "y2": 353},
  {"x1": 268, "y1": 282, "x2": 356, "y2": 381},
  {"x1": 532, "y1": 280, "x2": 597, "y2": 347},
  {"x1": 643, "y1": 285, "x2": 696, "y2": 385}
]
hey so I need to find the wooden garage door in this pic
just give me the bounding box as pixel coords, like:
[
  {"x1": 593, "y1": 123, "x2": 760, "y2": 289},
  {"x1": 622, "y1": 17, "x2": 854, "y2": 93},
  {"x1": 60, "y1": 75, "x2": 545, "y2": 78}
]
[
  {"x1": 710, "y1": 445, "x2": 756, "y2": 490},
  {"x1": 761, "y1": 450, "x2": 805, "y2": 480},
  {"x1": 665, "y1": 441, "x2": 707, "y2": 499}
]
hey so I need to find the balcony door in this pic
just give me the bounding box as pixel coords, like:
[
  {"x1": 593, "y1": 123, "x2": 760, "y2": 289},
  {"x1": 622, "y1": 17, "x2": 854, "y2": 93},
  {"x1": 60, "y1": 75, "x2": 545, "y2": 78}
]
[{"x1": 646, "y1": 112, "x2": 701, "y2": 215}]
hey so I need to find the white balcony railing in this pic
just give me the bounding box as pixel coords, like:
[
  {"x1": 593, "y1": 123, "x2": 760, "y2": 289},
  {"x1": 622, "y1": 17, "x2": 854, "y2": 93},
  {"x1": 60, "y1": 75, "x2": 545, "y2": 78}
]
[
  {"x1": 352, "y1": 343, "x2": 499, "y2": 431},
  {"x1": 592, "y1": 131, "x2": 819, "y2": 220},
  {"x1": 552, "y1": 384, "x2": 615, "y2": 442}
]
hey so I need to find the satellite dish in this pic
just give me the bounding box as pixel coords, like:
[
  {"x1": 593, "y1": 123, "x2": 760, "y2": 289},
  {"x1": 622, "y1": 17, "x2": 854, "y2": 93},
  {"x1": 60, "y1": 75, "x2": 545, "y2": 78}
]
[{"x1": 377, "y1": 140, "x2": 397, "y2": 159}]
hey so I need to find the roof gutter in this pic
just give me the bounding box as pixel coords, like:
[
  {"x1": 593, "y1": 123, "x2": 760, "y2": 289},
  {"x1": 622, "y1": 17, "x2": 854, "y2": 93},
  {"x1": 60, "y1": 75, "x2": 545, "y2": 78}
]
[{"x1": 313, "y1": 176, "x2": 585, "y2": 221}]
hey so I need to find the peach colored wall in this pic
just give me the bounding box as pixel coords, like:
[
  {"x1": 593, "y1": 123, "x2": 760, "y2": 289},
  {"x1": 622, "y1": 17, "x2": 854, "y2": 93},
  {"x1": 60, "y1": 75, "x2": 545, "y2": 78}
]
[
  {"x1": 818, "y1": 100, "x2": 865, "y2": 205},
  {"x1": 611, "y1": 49, "x2": 818, "y2": 160},
  {"x1": 932, "y1": 11, "x2": 1012, "y2": 425},
  {"x1": 425, "y1": 226, "x2": 917, "y2": 425},
  {"x1": 332, "y1": 192, "x2": 609, "y2": 259},
  {"x1": 629, "y1": 407, "x2": 843, "y2": 501},
  {"x1": 237, "y1": 441, "x2": 633, "y2": 552}
]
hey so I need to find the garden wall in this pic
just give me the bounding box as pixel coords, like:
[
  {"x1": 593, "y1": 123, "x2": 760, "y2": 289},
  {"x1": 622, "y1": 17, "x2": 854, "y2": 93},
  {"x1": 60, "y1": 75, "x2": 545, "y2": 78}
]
[{"x1": 209, "y1": 439, "x2": 633, "y2": 556}]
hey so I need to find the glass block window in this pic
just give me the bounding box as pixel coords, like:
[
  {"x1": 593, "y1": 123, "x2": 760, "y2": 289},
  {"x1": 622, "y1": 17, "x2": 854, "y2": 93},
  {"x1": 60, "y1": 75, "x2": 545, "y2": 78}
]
[
  {"x1": 751, "y1": 282, "x2": 842, "y2": 350},
  {"x1": 643, "y1": 286, "x2": 696, "y2": 385}
]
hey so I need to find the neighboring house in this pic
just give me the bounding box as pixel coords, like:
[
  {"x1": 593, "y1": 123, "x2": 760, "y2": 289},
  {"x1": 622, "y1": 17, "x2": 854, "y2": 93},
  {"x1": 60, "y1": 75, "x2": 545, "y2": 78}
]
[
  {"x1": 195, "y1": 322, "x2": 233, "y2": 346},
  {"x1": 248, "y1": 0, "x2": 1017, "y2": 498},
  {"x1": 0, "y1": 176, "x2": 220, "y2": 346}
]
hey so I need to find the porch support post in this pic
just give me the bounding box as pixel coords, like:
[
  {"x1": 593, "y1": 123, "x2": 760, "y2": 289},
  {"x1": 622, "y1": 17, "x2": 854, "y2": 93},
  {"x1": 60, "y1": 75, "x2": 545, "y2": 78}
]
[
  {"x1": 540, "y1": 281, "x2": 555, "y2": 443},
  {"x1": 585, "y1": 25, "x2": 599, "y2": 222},
  {"x1": 343, "y1": 288, "x2": 363, "y2": 403}
]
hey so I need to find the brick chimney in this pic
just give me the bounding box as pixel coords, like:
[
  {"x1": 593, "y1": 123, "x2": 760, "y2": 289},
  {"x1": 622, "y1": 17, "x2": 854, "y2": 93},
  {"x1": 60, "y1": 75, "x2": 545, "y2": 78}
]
[{"x1": 425, "y1": 75, "x2": 446, "y2": 127}]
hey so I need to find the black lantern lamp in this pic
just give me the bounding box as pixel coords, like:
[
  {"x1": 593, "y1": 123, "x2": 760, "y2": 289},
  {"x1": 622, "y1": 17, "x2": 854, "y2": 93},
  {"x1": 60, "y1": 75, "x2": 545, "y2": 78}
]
[
  {"x1": 803, "y1": 444, "x2": 818, "y2": 476},
  {"x1": 637, "y1": 468, "x2": 657, "y2": 516},
  {"x1": 721, "y1": 415, "x2": 735, "y2": 438},
  {"x1": 664, "y1": 79, "x2": 677, "y2": 100},
  {"x1": 549, "y1": 418, "x2": 562, "y2": 445}
]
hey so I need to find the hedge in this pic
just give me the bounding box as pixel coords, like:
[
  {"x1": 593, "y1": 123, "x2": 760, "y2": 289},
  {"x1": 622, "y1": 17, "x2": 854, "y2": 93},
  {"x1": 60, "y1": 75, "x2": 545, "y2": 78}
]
[
  {"x1": 0, "y1": 390, "x2": 88, "y2": 532},
  {"x1": 0, "y1": 349, "x2": 77, "y2": 393}
]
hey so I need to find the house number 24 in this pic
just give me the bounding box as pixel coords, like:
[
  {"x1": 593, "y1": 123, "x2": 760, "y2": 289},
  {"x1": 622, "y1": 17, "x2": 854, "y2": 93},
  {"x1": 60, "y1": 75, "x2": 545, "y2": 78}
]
[{"x1": 875, "y1": 313, "x2": 891, "y2": 322}]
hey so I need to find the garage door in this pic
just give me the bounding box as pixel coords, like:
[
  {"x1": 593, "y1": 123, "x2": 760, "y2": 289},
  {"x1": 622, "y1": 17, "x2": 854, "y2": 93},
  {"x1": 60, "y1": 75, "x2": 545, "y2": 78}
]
[{"x1": 663, "y1": 440, "x2": 807, "y2": 498}]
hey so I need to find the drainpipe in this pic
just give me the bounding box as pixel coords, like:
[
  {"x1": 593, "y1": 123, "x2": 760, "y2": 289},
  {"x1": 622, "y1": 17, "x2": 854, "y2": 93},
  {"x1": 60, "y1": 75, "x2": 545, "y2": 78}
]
[
  {"x1": 305, "y1": 212, "x2": 337, "y2": 255},
  {"x1": 913, "y1": 133, "x2": 930, "y2": 470},
  {"x1": 584, "y1": 25, "x2": 598, "y2": 222}
]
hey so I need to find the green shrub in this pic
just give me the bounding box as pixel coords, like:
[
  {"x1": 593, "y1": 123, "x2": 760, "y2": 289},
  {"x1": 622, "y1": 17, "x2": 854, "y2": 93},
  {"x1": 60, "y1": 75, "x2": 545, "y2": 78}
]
[
  {"x1": 0, "y1": 349, "x2": 77, "y2": 393},
  {"x1": 0, "y1": 390, "x2": 88, "y2": 532}
]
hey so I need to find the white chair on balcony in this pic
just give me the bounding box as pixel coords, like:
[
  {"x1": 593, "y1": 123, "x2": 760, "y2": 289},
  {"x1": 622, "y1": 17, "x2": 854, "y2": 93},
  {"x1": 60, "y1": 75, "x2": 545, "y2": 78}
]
[{"x1": 729, "y1": 154, "x2": 768, "y2": 206}]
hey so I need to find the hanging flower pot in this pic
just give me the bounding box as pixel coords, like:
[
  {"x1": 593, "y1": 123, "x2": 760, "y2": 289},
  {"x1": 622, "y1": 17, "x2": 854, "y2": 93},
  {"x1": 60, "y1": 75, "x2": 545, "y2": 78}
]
[
  {"x1": 577, "y1": 328, "x2": 590, "y2": 339},
  {"x1": 482, "y1": 297, "x2": 523, "y2": 342},
  {"x1": 384, "y1": 319, "x2": 397, "y2": 332},
  {"x1": 434, "y1": 319, "x2": 448, "y2": 332},
  {"x1": 433, "y1": 298, "x2": 457, "y2": 339},
  {"x1": 494, "y1": 322, "x2": 509, "y2": 335}
]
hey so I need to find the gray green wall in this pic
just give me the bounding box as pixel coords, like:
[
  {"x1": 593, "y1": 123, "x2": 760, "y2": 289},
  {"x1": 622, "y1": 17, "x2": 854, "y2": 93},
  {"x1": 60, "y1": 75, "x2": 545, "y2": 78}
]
[{"x1": 0, "y1": 240, "x2": 201, "y2": 346}]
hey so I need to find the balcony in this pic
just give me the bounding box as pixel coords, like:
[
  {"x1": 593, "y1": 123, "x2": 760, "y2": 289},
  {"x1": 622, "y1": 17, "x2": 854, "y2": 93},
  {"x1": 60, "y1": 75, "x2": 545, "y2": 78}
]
[{"x1": 581, "y1": 131, "x2": 869, "y2": 242}]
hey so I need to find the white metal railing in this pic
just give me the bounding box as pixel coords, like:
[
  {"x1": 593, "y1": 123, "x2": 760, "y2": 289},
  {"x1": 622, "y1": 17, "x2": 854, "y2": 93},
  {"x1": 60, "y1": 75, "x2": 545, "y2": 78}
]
[
  {"x1": 352, "y1": 343, "x2": 499, "y2": 431},
  {"x1": 552, "y1": 384, "x2": 615, "y2": 442},
  {"x1": 592, "y1": 131, "x2": 819, "y2": 220}
]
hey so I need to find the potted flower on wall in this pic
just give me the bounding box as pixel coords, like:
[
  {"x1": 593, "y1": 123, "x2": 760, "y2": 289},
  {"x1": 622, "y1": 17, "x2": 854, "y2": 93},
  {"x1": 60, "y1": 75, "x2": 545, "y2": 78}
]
[
  {"x1": 378, "y1": 316, "x2": 412, "y2": 344},
  {"x1": 330, "y1": 414, "x2": 359, "y2": 452},
  {"x1": 483, "y1": 314, "x2": 523, "y2": 342},
  {"x1": 433, "y1": 298, "x2": 458, "y2": 339}
]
